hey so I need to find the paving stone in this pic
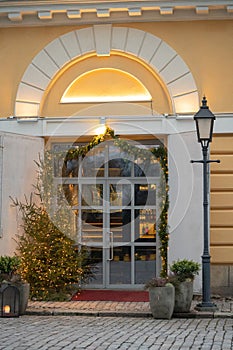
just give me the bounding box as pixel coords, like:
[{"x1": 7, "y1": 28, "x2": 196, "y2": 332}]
[{"x1": 0, "y1": 316, "x2": 233, "y2": 349}]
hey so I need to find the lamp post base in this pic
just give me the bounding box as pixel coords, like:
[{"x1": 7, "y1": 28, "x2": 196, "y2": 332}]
[{"x1": 195, "y1": 302, "x2": 218, "y2": 312}]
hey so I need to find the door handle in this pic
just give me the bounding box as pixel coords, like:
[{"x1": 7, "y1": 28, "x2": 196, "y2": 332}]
[{"x1": 107, "y1": 231, "x2": 114, "y2": 261}]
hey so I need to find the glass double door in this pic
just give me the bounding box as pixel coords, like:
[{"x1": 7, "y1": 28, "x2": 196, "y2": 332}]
[
  {"x1": 79, "y1": 179, "x2": 158, "y2": 289},
  {"x1": 59, "y1": 139, "x2": 161, "y2": 289}
]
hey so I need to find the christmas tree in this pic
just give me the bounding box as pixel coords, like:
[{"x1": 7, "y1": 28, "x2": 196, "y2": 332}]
[{"x1": 12, "y1": 151, "x2": 93, "y2": 301}]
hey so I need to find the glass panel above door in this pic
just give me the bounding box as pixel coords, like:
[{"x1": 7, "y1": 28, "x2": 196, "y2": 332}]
[
  {"x1": 134, "y1": 154, "x2": 160, "y2": 177},
  {"x1": 108, "y1": 143, "x2": 133, "y2": 177},
  {"x1": 81, "y1": 144, "x2": 106, "y2": 177},
  {"x1": 108, "y1": 158, "x2": 133, "y2": 177},
  {"x1": 134, "y1": 184, "x2": 156, "y2": 206}
]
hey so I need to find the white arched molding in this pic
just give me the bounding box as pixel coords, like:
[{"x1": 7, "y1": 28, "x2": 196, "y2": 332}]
[{"x1": 15, "y1": 24, "x2": 199, "y2": 117}]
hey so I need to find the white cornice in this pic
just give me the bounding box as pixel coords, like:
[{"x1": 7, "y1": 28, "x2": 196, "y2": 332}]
[
  {"x1": 0, "y1": 1, "x2": 233, "y2": 27},
  {"x1": 0, "y1": 115, "x2": 232, "y2": 137}
]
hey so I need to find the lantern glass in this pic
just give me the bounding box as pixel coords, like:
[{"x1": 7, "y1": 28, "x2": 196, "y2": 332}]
[
  {"x1": 194, "y1": 97, "x2": 215, "y2": 147},
  {"x1": 195, "y1": 118, "x2": 214, "y2": 142},
  {"x1": 0, "y1": 284, "x2": 20, "y2": 317}
]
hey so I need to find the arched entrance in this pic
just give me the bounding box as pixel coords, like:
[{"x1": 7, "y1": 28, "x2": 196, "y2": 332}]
[
  {"x1": 14, "y1": 25, "x2": 198, "y2": 288},
  {"x1": 14, "y1": 25, "x2": 199, "y2": 117}
]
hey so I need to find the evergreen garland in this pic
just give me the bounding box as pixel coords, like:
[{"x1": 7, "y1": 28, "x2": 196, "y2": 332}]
[{"x1": 64, "y1": 126, "x2": 116, "y2": 161}]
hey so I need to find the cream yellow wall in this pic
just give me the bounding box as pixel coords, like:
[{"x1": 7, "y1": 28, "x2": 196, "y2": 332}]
[
  {"x1": 0, "y1": 26, "x2": 78, "y2": 117},
  {"x1": 210, "y1": 135, "x2": 233, "y2": 264},
  {"x1": 0, "y1": 20, "x2": 233, "y2": 117},
  {"x1": 137, "y1": 20, "x2": 233, "y2": 112}
]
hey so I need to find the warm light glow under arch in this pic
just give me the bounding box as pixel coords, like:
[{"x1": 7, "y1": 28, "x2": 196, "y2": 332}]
[{"x1": 61, "y1": 68, "x2": 152, "y2": 103}]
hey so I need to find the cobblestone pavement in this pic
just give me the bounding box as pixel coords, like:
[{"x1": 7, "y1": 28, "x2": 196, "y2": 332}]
[{"x1": 0, "y1": 316, "x2": 232, "y2": 349}]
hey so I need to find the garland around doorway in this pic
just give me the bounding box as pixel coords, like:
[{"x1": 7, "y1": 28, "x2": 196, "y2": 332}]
[{"x1": 65, "y1": 127, "x2": 169, "y2": 277}]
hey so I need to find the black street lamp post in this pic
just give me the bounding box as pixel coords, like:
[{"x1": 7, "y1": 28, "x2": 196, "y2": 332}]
[{"x1": 191, "y1": 96, "x2": 220, "y2": 311}]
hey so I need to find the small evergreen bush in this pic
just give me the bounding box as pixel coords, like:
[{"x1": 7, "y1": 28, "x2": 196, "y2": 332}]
[
  {"x1": 170, "y1": 259, "x2": 200, "y2": 282},
  {"x1": 0, "y1": 255, "x2": 21, "y2": 282}
]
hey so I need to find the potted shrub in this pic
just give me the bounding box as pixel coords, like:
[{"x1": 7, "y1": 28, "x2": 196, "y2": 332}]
[
  {"x1": 0, "y1": 255, "x2": 20, "y2": 283},
  {"x1": 169, "y1": 259, "x2": 200, "y2": 313},
  {"x1": 145, "y1": 277, "x2": 175, "y2": 319},
  {"x1": 0, "y1": 255, "x2": 30, "y2": 315}
]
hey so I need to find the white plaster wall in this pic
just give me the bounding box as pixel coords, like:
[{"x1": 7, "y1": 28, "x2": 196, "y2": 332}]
[
  {"x1": 0, "y1": 132, "x2": 44, "y2": 256},
  {"x1": 168, "y1": 131, "x2": 203, "y2": 293}
]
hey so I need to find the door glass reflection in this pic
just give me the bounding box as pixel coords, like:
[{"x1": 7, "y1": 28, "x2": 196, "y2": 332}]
[
  {"x1": 135, "y1": 246, "x2": 156, "y2": 284},
  {"x1": 134, "y1": 154, "x2": 160, "y2": 177},
  {"x1": 86, "y1": 247, "x2": 103, "y2": 285},
  {"x1": 110, "y1": 246, "x2": 131, "y2": 284},
  {"x1": 108, "y1": 158, "x2": 132, "y2": 177},
  {"x1": 134, "y1": 209, "x2": 156, "y2": 242},
  {"x1": 59, "y1": 184, "x2": 79, "y2": 207},
  {"x1": 110, "y1": 210, "x2": 131, "y2": 243},
  {"x1": 81, "y1": 184, "x2": 103, "y2": 206},
  {"x1": 81, "y1": 209, "x2": 103, "y2": 244},
  {"x1": 109, "y1": 184, "x2": 131, "y2": 206},
  {"x1": 134, "y1": 184, "x2": 156, "y2": 206}
]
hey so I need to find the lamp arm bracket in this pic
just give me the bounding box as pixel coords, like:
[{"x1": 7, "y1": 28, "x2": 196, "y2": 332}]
[
  {"x1": 190, "y1": 160, "x2": 203, "y2": 164},
  {"x1": 208, "y1": 159, "x2": 221, "y2": 163},
  {"x1": 190, "y1": 159, "x2": 220, "y2": 164}
]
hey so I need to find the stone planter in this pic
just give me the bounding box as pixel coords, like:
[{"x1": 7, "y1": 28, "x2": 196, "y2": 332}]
[
  {"x1": 173, "y1": 280, "x2": 193, "y2": 313},
  {"x1": 149, "y1": 284, "x2": 175, "y2": 319},
  {"x1": 17, "y1": 283, "x2": 30, "y2": 315}
]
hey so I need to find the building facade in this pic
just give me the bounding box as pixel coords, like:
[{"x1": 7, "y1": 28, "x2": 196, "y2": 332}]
[{"x1": 0, "y1": 1, "x2": 232, "y2": 294}]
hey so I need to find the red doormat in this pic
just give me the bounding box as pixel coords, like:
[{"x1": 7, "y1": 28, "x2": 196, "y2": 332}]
[{"x1": 72, "y1": 290, "x2": 149, "y2": 302}]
